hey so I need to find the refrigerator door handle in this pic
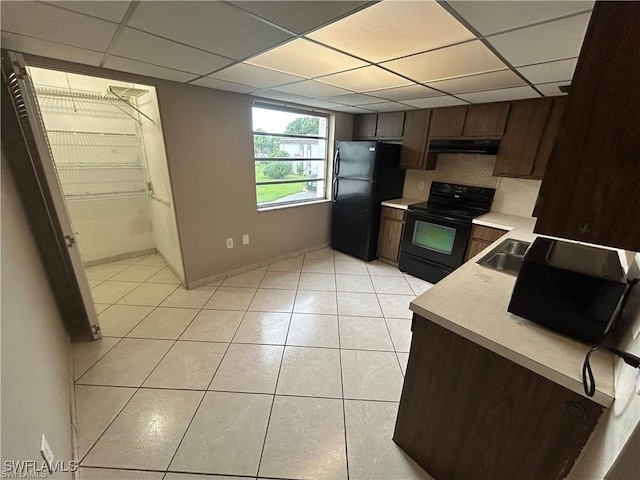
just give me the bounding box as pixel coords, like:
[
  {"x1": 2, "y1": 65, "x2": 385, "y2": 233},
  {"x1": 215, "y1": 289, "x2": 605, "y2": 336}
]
[
  {"x1": 333, "y1": 149, "x2": 340, "y2": 176},
  {"x1": 332, "y1": 178, "x2": 339, "y2": 202}
]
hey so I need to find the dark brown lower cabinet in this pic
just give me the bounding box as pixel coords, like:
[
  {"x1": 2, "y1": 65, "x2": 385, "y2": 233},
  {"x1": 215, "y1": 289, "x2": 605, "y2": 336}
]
[
  {"x1": 377, "y1": 207, "x2": 406, "y2": 265},
  {"x1": 464, "y1": 224, "x2": 507, "y2": 261},
  {"x1": 394, "y1": 317, "x2": 602, "y2": 480}
]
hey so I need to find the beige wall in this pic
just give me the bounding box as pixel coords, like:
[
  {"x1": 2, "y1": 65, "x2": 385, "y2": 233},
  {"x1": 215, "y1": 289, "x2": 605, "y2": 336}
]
[{"x1": 1, "y1": 153, "x2": 73, "y2": 477}]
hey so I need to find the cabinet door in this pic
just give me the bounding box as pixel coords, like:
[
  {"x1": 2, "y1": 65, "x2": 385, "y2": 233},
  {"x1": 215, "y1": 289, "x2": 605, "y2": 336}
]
[
  {"x1": 535, "y1": 2, "x2": 640, "y2": 251},
  {"x1": 464, "y1": 224, "x2": 508, "y2": 261},
  {"x1": 531, "y1": 97, "x2": 566, "y2": 179},
  {"x1": 428, "y1": 106, "x2": 467, "y2": 137},
  {"x1": 400, "y1": 110, "x2": 431, "y2": 169},
  {"x1": 494, "y1": 99, "x2": 552, "y2": 177},
  {"x1": 463, "y1": 103, "x2": 510, "y2": 137},
  {"x1": 377, "y1": 207, "x2": 406, "y2": 264},
  {"x1": 376, "y1": 112, "x2": 405, "y2": 137},
  {"x1": 353, "y1": 113, "x2": 377, "y2": 138}
]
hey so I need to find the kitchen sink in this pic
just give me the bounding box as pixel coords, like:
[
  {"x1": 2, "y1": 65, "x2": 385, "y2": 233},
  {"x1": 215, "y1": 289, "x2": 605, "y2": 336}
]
[{"x1": 477, "y1": 239, "x2": 531, "y2": 276}]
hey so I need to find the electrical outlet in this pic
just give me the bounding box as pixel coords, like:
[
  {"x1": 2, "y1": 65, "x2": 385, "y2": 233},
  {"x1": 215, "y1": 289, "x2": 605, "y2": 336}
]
[
  {"x1": 242, "y1": 234, "x2": 249, "y2": 245},
  {"x1": 418, "y1": 181, "x2": 425, "y2": 191},
  {"x1": 41, "y1": 434, "x2": 54, "y2": 469},
  {"x1": 226, "y1": 238, "x2": 233, "y2": 249}
]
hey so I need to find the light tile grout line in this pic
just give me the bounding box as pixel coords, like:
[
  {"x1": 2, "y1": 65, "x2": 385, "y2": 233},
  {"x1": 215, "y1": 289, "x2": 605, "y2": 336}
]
[{"x1": 335, "y1": 251, "x2": 351, "y2": 480}]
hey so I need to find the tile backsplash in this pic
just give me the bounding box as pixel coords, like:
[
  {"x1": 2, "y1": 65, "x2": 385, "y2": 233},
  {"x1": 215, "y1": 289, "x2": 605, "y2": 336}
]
[{"x1": 401, "y1": 153, "x2": 541, "y2": 218}]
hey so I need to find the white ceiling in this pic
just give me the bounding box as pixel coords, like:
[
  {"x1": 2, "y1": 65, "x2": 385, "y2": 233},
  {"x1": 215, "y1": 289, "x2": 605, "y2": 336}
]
[{"x1": 1, "y1": 0, "x2": 593, "y2": 113}]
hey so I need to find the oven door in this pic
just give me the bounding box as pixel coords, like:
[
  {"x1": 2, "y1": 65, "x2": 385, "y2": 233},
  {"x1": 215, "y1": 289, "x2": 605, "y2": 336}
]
[{"x1": 401, "y1": 211, "x2": 471, "y2": 269}]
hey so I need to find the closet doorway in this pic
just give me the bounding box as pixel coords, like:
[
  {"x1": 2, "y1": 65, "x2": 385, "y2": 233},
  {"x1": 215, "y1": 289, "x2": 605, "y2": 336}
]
[{"x1": 29, "y1": 67, "x2": 185, "y2": 312}]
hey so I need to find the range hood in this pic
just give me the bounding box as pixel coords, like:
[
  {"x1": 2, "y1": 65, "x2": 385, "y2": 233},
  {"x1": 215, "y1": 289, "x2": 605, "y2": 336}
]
[{"x1": 428, "y1": 139, "x2": 500, "y2": 155}]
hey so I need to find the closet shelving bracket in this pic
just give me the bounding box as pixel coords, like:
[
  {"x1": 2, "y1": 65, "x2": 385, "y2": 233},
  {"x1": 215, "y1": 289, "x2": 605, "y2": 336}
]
[{"x1": 101, "y1": 86, "x2": 156, "y2": 127}]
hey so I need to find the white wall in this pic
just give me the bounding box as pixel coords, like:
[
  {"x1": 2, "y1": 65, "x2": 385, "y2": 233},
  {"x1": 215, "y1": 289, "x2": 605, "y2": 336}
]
[
  {"x1": 135, "y1": 85, "x2": 185, "y2": 281},
  {"x1": 1, "y1": 152, "x2": 74, "y2": 478}
]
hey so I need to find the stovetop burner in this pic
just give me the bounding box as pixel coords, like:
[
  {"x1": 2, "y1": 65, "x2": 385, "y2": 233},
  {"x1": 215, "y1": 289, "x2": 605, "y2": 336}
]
[{"x1": 407, "y1": 182, "x2": 496, "y2": 221}]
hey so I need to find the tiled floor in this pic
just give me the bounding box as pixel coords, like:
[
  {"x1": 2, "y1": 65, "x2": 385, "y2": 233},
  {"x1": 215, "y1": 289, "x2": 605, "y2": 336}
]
[{"x1": 74, "y1": 249, "x2": 434, "y2": 480}]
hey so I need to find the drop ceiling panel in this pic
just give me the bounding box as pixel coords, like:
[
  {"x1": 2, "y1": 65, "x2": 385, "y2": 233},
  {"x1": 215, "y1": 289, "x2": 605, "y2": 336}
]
[
  {"x1": 110, "y1": 28, "x2": 233, "y2": 75},
  {"x1": 535, "y1": 82, "x2": 570, "y2": 97},
  {"x1": 448, "y1": 1, "x2": 594, "y2": 36},
  {"x1": 104, "y1": 56, "x2": 198, "y2": 83},
  {"x1": 371, "y1": 84, "x2": 443, "y2": 101},
  {"x1": 252, "y1": 89, "x2": 318, "y2": 105},
  {"x1": 1, "y1": 1, "x2": 118, "y2": 52},
  {"x1": 458, "y1": 86, "x2": 539, "y2": 104},
  {"x1": 365, "y1": 101, "x2": 415, "y2": 112},
  {"x1": 487, "y1": 13, "x2": 591, "y2": 67},
  {"x1": 245, "y1": 38, "x2": 367, "y2": 78},
  {"x1": 296, "y1": 98, "x2": 346, "y2": 110},
  {"x1": 403, "y1": 96, "x2": 468, "y2": 109},
  {"x1": 517, "y1": 58, "x2": 578, "y2": 85},
  {"x1": 229, "y1": 1, "x2": 368, "y2": 34},
  {"x1": 128, "y1": 1, "x2": 292, "y2": 60},
  {"x1": 274, "y1": 80, "x2": 353, "y2": 98},
  {"x1": 45, "y1": 1, "x2": 131, "y2": 23},
  {"x1": 1, "y1": 31, "x2": 103, "y2": 66},
  {"x1": 190, "y1": 77, "x2": 258, "y2": 94},
  {"x1": 332, "y1": 105, "x2": 375, "y2": 114},
  {"x1": 307, "y1": 0, "x2": 475, "y2": 63},
  {"x1": 426, "y1": 69, "x2": 526, "y2": 95},
  {"x1": 328, "y1": 93, "x2": 387, "y2": 106},
  {"x1": 382, "y1": 40, "x2": 506, "y2": 83},
  {"x1": 317, "y1": 66, "x2": 412, "y2": 92},
  {"x1": 211, "y1": 64, "x2": 304, "y2": 89}
]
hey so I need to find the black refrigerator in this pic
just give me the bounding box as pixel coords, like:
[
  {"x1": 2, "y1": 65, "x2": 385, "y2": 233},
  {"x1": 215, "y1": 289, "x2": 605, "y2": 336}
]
[{"x1": 331, "y1": 141, "x2": 405, "y2": 261}]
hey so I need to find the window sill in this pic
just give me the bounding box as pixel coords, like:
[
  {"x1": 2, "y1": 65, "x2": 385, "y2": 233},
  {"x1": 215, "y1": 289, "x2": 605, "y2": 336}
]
[{"x1": 257, "y1": 198, "x2": 332, "y2": 213}]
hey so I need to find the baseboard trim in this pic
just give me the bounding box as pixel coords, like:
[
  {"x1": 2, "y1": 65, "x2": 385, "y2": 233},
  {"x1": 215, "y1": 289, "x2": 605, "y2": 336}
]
[{"x1": 82, "y1": 248, "x2": 157, "y2": 267}]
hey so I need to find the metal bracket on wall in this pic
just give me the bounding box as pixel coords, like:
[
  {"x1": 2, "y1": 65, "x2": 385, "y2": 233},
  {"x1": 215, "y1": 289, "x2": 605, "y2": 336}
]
[{"x1": 64, "y1": 234, "x2": 76, "y2": 247}]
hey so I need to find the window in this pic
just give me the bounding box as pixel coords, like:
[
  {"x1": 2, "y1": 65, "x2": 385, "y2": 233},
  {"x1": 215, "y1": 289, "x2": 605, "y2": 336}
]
[{"x1": 252, "y1": 105, "x2": 329, "y2": 208}]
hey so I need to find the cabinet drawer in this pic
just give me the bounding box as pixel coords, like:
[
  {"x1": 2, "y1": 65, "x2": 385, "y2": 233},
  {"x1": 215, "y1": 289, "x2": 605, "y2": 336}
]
[
  {"x1": 470, "y1": 224, "x2": 507, "y2": 242},
  {"x1": 381, "y1": 206, "x2": 406, "y2": 221}
]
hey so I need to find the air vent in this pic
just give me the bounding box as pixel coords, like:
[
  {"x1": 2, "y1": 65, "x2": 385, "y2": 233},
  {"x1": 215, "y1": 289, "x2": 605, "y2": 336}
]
[{"x1": 558, "y1": 85, "x2": 570, "y2": 93}]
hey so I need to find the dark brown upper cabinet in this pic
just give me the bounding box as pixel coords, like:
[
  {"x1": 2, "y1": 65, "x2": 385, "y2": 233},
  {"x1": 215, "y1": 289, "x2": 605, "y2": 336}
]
[
  {"x1": 353, "y1": 113, "x2": 377, "y2": 138},
  {"x1": 428, "y1": 106, "x2": 467, "y2": 138},
  {"x1": 535, "y1": 1, "x2": 640, "y2": 251},
  {"x1": 400, "y1": 110, "x2": 435, "y2": 170},
  {"x1": 463, "y1": 102, "x2": 511, "y2": 137},
  {"x1": 376, "y1": 112, "x2": 405, "y2": 138},
  {"x1": 493, "y1": 98, "x2": 552, "y2": 177},
  {"x1": 531, "y1": 97, "x2": 566, "y2": 179}
]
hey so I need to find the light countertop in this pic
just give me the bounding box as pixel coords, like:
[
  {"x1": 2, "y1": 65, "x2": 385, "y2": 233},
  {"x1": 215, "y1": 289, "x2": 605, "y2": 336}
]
[
  {"x1": 409, "y1": 212, "x2": 615, "y2": 407},
  {"x1": 381, "y1": 197, "x2": 423, "y2": 210}
]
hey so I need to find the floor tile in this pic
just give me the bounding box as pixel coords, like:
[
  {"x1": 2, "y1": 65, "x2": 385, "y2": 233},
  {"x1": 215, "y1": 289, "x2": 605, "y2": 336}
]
[
  {"x1": 126, "y1": 307, "x2": 198, "y2": 340},
  {"x1": 209, "y1": 344, "x2": 283, "y2": 394},
  {"x1": 88, "y1": 280, "x2": 103, "y2": 288},
  {"x1": 337, "y1": 292, "x2": 383, "y2": 317},
  {"x1": 93, "y1": 303, "x2": 110, "y2": 314},
  {"x1": 112, "y1": 255, "x2": 147, "y2": 265},
  {"x1": 286, "y1": 313, "x2": 339, "y2": 348},
  {"x1": 385, "y1": 318, "x2": 413, "y2": 352},
  {"x1": 294, "y1": 290, "x2": 338, "y2": 315},
  {"x1": 79, "y1": 467, "x2": 163, "y2": 479},
  {"x1": 98, "y1": 305, "x2": 154, "y2": 337},
  {"x1": 165, "y1": 474, "x2": 247, "y2": 480},
  {"x1": 298, "y1": 272, "x2": 336, "y2": 291},
  {"x1": 233, "y1": 311, "x2": 291, "y2": 345},
  {"x1": 135, "y1": 253, "x2": 166, "y2": 266},
  {"x1": 341, "y1": 349, "x2": 404, "y2": 402},
  {"x1": 75, "y1": 385, "x2": 137, "y2": 459},
  {"x1": 76, "y1": 338, "x2": 173, "y2": 387},
  {"x1": 169, "y1": 392, "x2": 272, "y2": 476},
  {"x1": 204, "y1": 287, "x2": 256, "y2": 310},
  {"x1": 335, "y1": 260, "x2": 369, "y2": 275},
  {"x1": 397, "y1": 352, "x2": 409, "y2": 376},
  {"x1": 333, "y1": 250, "x2": 360, "y2": 262},
  {"x1": 145, "y1": 267, "x2": 180, "y2": 284},
  {"x1": 91, "y1": 281, "x2": 140, "y2": 304},
  {"x1": 160, "y1": 285, "x2": 216, "y2": 309},
  {"x1": 207, "y1": 279, "x2": 224, "y2": 287},
  {"x1": 335, "y1": 274, "x2": 374, "y2": 293},
  {"x1": 344, "y1": 400, "x2": 431, "y2": 480},
  {"x1": 304, "y1": 247, "x2": 334, "y2": 259},
  {"x1": 268, "y1": 258, "x2": 303, "y2": 272},
  {"x1": 371, "y1": 275, "x2": 414, "y2": 295},
  {"x1": 302, "y1": 258, "x2": 335, "y2": 274},
  {"x1": 116, "y1": 283, "x2": 178, "y2": 307},
  {"x1": 259, "y1": 396, "x2": 347, "y2": 480},
  {"x1": 377, "y1": 294, "x2": 415, "y2": 319},
  {"x1": 82, "y1": 389, "x2": 202, "y2": 470},
  {"x1": 109, "y1": 265, "x2": 164, "y2": 283},
  {"x1": 248, "y1": 289, "x2": 296, "y2": 313},
  {"x1": 180, "y1": 310, "x2": 244, "y2": 342},
  {"x1": 366, "y1": 260, "x2": 404, "y2": 276},
  {"x1": 222, "y1": 270, "x2": 266, "y2": 288},
  {"x1": 259, "y1": 271, "x2": 300, "y2": 289},
  {"x1": 85, "y1": 264, "x2": 129, "y2": 281},
  {"x1": 339, "y1": 316, "x2": 394, "y2": 351},
  {"x1": 276, "y1": 346, "x2": 342, "y2": 398},
  {"x1": 404, "y1": 273, "x2": 434, "y2": 296},
  {"x1": 143, "y1": 341, "x2": 227, "y2": 390},
  {"x1": 72, "y1": 337, "x2": 121, "y2": 381}
]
